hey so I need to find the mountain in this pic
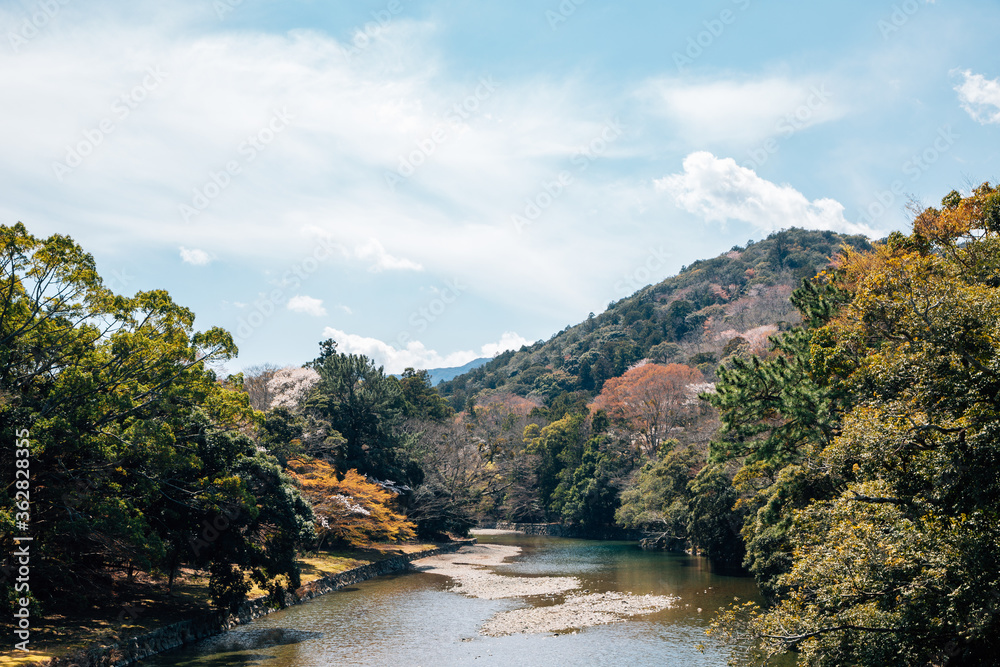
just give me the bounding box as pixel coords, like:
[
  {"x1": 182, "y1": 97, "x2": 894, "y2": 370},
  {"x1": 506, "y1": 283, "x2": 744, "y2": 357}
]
[
  {"x1": 423, "y1": 357, "x2": 491, "y2": 385},
  {"x1": 437, "y1": 228, "x2": 871, "y2": 408}
]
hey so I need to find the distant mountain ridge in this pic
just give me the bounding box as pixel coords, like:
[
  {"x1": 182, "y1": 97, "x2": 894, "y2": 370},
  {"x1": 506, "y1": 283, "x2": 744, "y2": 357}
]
[
  {"x1": 423, "y1": 357, "x2": 490, "y2": 385},
  {"x1": 436, "y1": 228, "x2": 872, "y2": 408}
]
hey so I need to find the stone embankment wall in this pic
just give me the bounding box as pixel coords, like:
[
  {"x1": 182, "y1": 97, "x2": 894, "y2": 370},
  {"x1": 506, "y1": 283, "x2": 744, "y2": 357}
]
[
  {"x1": 489, "y1": 522, "x2": 643, "y2": 540},
  {"x1": 46, "y1": 542, "x2": 469, "y2": 667},
  {"x1": 493, "y1": 521, "x2": 566, "y2": 536}
]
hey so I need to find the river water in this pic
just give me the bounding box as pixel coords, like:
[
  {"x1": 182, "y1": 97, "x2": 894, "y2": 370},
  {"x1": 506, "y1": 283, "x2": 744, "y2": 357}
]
[{"x1": 143, "y1": 534, "x2": 762, "y2": 666}]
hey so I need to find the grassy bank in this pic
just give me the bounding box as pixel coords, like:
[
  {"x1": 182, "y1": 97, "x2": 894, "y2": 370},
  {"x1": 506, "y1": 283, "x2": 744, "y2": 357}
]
[{"x1": 1, "y1": 543, "x2": 442, "y2": 666}]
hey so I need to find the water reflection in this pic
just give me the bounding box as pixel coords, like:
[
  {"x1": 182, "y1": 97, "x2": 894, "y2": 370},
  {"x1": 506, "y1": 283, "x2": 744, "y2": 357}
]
[
  {"x1": 143, "y1": 536, "x2": 761, "y2": 666},
  {"x1": 160, "y1": 628, "x2": 324, "y2": 667}
]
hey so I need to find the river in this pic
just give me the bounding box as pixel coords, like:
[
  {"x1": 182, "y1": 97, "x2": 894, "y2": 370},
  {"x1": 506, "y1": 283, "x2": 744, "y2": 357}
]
[{"x1": 143, "y1": 533, "x2": 762, "y2": 666}]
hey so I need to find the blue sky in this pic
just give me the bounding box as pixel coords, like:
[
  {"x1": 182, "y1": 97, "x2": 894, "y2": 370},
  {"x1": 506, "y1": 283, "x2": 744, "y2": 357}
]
[{"x1": 2, "y1": 0, "x2": 998, "y2": 373}]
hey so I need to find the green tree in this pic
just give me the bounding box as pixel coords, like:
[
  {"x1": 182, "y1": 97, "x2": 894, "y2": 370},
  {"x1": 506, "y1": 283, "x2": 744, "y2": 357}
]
[
  {"x1": 523, "y1": 411, "x2": 590, "y2": 520},
  {"x1": 397, "y1": 368, "x2": 454, "y2": 422},
  {"x1": 686, "y1": 463, "x2": 745, "y2": 569},
  {"x1": 616, "y1": 440, "x2": 700, "y2": 550},
  {"x1": 558, "y1": 431, "x2": 627, "y2": 533},
  {"x1": 305, "y1": 340, "x2": 420, "y2": 486},
  {"x1": 708, "y1": 324, "x2": 845, "y2": 597}
]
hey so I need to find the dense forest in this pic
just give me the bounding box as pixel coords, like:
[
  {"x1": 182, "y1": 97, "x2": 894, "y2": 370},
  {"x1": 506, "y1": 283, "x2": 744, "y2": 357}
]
[{"x1": 4, "y1": 183, "x2": 1000, "y2": 665}]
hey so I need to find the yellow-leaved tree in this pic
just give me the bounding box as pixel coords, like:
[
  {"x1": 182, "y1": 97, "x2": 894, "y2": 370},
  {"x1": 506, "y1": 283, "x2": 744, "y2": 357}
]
[{"x1": 286, "y1": 457, "x2": 415, "y2": 548}]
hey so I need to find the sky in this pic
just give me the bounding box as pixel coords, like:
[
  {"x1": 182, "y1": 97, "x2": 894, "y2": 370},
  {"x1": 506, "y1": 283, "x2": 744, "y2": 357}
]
[{"x1": 1, "y1": 0, "x2": 998, "y2": 374}]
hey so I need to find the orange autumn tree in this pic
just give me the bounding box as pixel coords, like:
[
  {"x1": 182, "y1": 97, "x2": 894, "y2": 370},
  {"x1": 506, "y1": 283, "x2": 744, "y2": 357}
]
[
  {"x1": 592, "y1": 362, "x2": 707, "y2": 457},
  {"x1": 286, "y1": 457, "x2": 416, "y2": 548}
]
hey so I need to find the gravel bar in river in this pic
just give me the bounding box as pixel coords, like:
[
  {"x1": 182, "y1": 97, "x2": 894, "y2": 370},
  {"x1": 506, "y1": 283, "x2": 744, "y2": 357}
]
[
  {"x1": 412, "y1": 544, "x2": 679, "y2": 635},
  {"x1": 412, "y1": 544, "x2": 580, "y2": 599}
]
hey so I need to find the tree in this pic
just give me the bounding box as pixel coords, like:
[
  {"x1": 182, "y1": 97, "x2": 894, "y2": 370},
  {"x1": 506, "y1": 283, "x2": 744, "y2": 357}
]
[
  {"x1": 267, "y1": 366, "x2": 320, "y2": 409},
  {"x1": 524, "y1": 412, "x2": 590, "y2": 520},
  {"x1": 558, "y1": 432, "x2": 627, "y2": 534},
  {"x1": 257, "y1": 406, "x2": 346, "y2": 466},
  {"x1": 242, "y1": 362, "x2": 280, "y2": 411},
  {"x1": 405, "y1": 418, "x2": 483, "y2": 539},
  {"x1": 305, "y1": 340, "x2": 419, "y2": 485},
  {"x1": 707, "y1": 322, "x2": 846, "y2": 598},
  {"x1": 686, "y1": 463, "x2": 745, "y2": 569},
  {"x1": 616, "y1": 440, "x2": 700, "y2": 549},
  {"x1": 592, "y1": 363, "x2": 707, "y2": 457},
  {"x1": 286, "y1": 458, "x2": 415, "y2": 549},
  {"x1": 397, "y1": 368, "x2": 454, "y2": 422}
]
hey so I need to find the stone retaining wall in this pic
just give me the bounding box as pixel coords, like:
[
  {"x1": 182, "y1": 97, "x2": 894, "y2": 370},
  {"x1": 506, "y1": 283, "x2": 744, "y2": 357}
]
[
  {"x1": 44, "y1": 542, "x2": 469, "y2": 667},
  {"x1": 490, "y1": 522, "x2": 644, "y2": 540},
  {"x1": 493, "y1": 521, "x2": 566, "y2": 536}
]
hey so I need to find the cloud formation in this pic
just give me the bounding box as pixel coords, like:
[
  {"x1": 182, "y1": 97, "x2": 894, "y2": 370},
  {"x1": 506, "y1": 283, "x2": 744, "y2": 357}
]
[
  {"x1": 640, "y1": 76, "x2": 846, "y2": 146},
  {"x1": 179, "y1": 246, "x2": 211, "y2": 265},
  {"x1": 656, "y1": 152, "x2": 873, "y2": 236},
  {"x1": 287, "y1": 295, "x2": 327, "y2": 316},
  {"x1": 354, "y1": 238, "x2": 423, "y2": 272},
  {"x1": 955, "y1": 70, "x2": 1000, "y2": 125},
  {"x1": 321, "y1": 327, "x2": 530, "y2": 374}
]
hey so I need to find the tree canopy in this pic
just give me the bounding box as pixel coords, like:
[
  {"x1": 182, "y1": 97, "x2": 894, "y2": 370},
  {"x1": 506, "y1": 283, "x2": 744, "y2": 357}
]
[
  {"x1": 709, "y1": 184, "x2": 1000, "y2": 666},
  {"x1": 1, "y1": 223, "x2": 313, "y2": 612}
]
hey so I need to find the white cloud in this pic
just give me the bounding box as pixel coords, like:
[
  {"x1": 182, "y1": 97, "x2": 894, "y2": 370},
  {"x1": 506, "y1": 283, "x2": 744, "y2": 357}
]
[
  {"x1": 0, "y1": 13, "x2": 650, "y2": 317},
  {"x1": 321, "y1": 327, "x2": 530, "y2": 374},
  {"x1": 656, "y1": 151, "x2": 874, "y2": 236},
  {"x1": 339, "y1": 305, "x2": 353, "y2": 315},
  {"x1": 480, "y1": 331, "x2": 532, "y2": 357},
  {"x1": 287, "y1": 295, "x2": 327, "y2": 317},
  {"x1": 955, "y1": 70, "x2": 1000, "y2": 125},
  {"x1": 179, "y1": 246, "x2": 211, "y2": 265},
  {"x1": 639, "y1": 76, "x2": 847, "y2": 146},
  {"x1": 354, "y1": 238, "x2": 423, "y2": 272}
]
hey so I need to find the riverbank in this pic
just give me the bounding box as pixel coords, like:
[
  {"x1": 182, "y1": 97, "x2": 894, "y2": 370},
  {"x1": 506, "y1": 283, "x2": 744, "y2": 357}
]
[{"x1": 5, "y1": 542, "x2": 470, "y2": 667}]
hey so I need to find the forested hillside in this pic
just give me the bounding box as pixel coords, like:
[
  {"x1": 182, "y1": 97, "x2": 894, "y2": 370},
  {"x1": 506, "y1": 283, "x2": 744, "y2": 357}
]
[{"x1": 438, "y1": 228, "x2": 870, "y2": 408}]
